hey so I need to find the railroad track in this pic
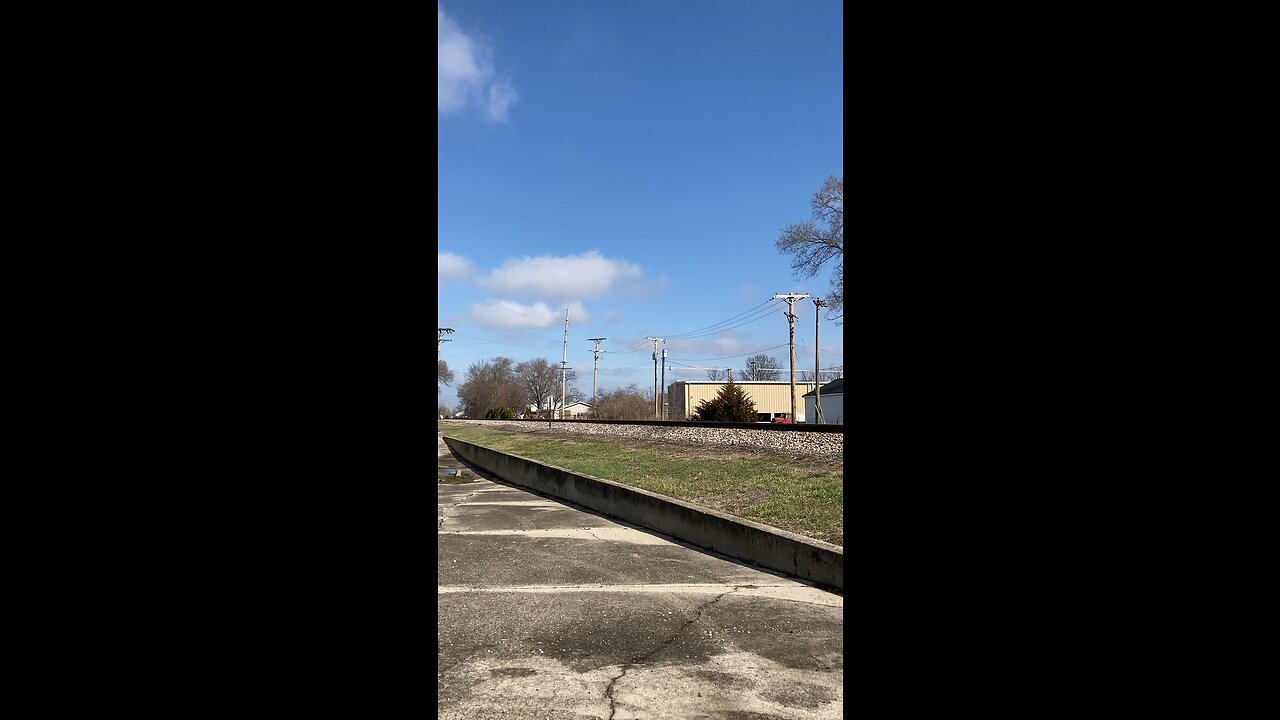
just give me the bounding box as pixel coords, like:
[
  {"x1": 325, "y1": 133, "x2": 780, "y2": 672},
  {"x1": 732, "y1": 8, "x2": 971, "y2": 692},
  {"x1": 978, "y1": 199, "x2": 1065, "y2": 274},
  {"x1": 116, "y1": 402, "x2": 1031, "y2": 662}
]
[{"x1": 441, "y1": 417, "x2": 844, "y2": 433}]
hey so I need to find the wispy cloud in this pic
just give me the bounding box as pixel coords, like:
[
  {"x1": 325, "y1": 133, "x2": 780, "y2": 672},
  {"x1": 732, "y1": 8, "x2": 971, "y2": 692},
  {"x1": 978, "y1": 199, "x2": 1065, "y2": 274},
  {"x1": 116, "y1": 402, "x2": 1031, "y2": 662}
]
[
  {"x1": 478, "y1": 251, "x2": 646, "y2": 300},
  {"x1": 486, "y1": 80, "x2": 518, "y2": 122},
  {"x1": 469, "y1": 300, "x2": 589, "y2": 330},
  {"x1": 737, "y1": 282, "x2": 763, "y2": 302},
  {"x1": 438, "y1": 4, "x2": 519, "y2": 123},
  {"x1": 666, "y1": 336, "x2": 761, "y2": 358},
  {"x1": 438, "y1": 251, "x2": 473, "y2": 283}
]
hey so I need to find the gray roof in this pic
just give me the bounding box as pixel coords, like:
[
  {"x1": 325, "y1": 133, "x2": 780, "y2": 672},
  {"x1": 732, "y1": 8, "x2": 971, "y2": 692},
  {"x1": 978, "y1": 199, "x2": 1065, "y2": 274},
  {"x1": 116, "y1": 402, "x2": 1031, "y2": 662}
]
[{"x1": 801, "y1": 379, "x2": 844, "y2": 397}]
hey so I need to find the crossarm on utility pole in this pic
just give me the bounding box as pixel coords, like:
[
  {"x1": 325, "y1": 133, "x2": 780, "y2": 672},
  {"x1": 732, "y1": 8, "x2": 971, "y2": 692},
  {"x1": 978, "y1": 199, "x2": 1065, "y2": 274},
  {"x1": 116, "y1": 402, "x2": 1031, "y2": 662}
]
[{"x1": 772, "y1": 293, "x2": 809, "y2": 420}]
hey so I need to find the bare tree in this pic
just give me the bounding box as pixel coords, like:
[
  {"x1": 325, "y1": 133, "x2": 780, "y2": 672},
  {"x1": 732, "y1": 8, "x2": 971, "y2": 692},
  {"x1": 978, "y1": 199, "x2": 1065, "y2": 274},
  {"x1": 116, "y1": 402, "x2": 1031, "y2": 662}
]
[
  {"x1": 438, "y1": 359, "x2": 455, "y2": 387},
  {"x1": 457, "y1": 357, "x2": 529, "y2": 418},
  {"x1": 801, "y1": 367, "x2": 841, "y2": 382},
  {"x1": 705, "y1": 368, "x2": 724, "y2": 381},
  {"x1": 590, "y1": 384, "x2": 652, "y2": 420},
  {"x1": 514, "y1": 358, "x2": 576, "y2": 417},
  {"x1": 776, "y1": 175, "x2": 843, "y2": 323},
  {"x1": 741, "y1": 354, "x2": 782, "y2": 381}
]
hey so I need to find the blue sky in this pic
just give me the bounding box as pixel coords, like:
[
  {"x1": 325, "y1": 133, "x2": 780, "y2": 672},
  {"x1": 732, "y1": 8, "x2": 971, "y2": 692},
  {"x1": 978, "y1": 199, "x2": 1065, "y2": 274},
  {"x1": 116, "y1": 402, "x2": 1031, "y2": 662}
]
[{"x1": 438, "y1": 1, "x2": 843, "y2": 411}]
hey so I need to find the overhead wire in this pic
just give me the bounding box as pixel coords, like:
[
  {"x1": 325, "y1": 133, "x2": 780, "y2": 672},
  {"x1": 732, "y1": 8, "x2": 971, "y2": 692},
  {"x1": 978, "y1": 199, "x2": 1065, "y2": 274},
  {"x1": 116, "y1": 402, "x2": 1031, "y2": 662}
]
[
  {"x1": 611, "y1": 299, "x2": 787, "y2": 355},
  {"x1": 663, "y1": 299, "x2": 781, "y2": 339}
]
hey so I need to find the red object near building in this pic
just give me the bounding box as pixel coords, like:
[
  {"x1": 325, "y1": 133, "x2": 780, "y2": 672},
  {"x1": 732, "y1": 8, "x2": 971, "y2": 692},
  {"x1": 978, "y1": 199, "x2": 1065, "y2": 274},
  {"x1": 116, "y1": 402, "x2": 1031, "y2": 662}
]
[{"x1": 771, "y1": 414, "x2": 794, "y2": 423}]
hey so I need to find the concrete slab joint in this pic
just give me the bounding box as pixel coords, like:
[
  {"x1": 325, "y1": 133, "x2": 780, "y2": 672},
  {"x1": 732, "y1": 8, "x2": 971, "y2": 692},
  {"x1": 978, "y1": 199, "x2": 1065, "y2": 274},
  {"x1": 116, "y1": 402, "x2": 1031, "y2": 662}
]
[{"x1": 441, "y1": 435, "x2": 843, "y2": 592}]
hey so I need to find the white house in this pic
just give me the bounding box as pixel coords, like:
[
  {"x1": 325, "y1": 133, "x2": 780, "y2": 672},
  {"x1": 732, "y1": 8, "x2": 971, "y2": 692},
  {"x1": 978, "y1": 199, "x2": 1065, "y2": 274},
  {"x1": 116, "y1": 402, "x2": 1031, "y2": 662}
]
[
  {"x1": 560, "y1": 401, "x2": 593, "y2": 419},
  {"x1": 802, "y1": 379, "x2": 844, "y2": 424},
  {"x1": 526, "y1": 402, "x2": 594, "y2": 419}
]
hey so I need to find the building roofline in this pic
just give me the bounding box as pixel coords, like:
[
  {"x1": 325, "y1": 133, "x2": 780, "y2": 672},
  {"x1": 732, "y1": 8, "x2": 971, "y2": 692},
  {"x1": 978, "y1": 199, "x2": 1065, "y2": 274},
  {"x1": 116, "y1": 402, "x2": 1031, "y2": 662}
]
[{"x1": 667, "y1": 380, "x2": 815, "y2": 384}]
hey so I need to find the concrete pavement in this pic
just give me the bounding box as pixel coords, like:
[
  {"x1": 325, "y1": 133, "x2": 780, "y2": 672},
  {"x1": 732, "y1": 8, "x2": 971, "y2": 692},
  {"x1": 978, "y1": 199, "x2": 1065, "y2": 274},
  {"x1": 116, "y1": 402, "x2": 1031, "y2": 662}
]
[{"x1": 438, "y1": 432, "x2": 844, "y2": 719}]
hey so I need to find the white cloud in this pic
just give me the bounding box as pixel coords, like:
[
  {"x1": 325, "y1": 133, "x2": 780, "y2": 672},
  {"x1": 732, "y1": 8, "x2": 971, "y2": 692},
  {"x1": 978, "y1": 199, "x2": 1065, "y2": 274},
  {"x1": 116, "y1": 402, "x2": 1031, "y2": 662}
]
[
  {"x1": 438, "y1": 5, "x2": 518, "y2": 122},
  {"x1": 478, "y1": 251, "x2": 645, "y2": 300},
  {"x1": 486, "y1": 79, "x2": 519, "y2": 123},
  {"x1": 438, "y1": 252, "x2": 473, "y2": 282},
  {"x1": 469, "y1": 300, "x2": 590, "y2": 330}
]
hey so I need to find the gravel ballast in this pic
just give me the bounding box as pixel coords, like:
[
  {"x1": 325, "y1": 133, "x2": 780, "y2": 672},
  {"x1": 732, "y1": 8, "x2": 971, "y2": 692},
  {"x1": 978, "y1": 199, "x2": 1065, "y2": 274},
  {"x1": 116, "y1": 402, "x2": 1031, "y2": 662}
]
[{"x1": 441, "y1": 420, "x2": 843, "y2": 463}]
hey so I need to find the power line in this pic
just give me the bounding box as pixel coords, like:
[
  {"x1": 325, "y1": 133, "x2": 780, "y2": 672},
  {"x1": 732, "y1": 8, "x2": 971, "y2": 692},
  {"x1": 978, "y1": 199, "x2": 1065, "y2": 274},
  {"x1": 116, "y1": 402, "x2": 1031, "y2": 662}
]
[
  {"x1": 448, "y1": 332, "x2": 551, "y2": 348},
  {"x1": 670, "y1": 342, "x2": 790, "y2": 362},
  {"x1": 663, "y1": 300, "x2": 783, "y2": 339},
  {"x1": 613, "y1": 300, "x2": 786, "y2": 355},
  {"x1": 669, "y1": 305, "x2": 785, "y2": 340}
]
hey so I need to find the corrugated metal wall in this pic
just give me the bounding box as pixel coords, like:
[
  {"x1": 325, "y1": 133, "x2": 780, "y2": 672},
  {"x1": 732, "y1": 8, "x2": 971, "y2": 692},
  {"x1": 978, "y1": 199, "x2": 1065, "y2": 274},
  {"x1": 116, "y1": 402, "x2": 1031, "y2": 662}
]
[
  {"x1": 804, "y1": 394, "x2": 844, "y2": 424},
  {"x1": 667, "y1": 382, "x2": 817, "y2": 421}
]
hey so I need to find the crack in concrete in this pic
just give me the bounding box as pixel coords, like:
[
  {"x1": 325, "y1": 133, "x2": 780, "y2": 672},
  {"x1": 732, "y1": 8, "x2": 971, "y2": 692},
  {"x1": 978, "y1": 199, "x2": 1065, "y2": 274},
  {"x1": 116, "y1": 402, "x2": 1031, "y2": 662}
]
[
  {"x1": 438, "y1": 488, "x2": 483, "y2": 530},
  {"x1": 604, "y1": 665, "x2": 628, "y2": 720},
  {"x1": 602, "y1": 585, "x2": 747, "y2": 719}
]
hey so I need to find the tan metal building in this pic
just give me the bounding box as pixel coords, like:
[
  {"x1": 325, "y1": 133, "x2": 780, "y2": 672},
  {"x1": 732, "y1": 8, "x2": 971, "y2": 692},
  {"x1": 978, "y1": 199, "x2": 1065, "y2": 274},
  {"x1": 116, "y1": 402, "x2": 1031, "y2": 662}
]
[{"x1": 666, "y1": 381, "x2": 817, "y2": 422}]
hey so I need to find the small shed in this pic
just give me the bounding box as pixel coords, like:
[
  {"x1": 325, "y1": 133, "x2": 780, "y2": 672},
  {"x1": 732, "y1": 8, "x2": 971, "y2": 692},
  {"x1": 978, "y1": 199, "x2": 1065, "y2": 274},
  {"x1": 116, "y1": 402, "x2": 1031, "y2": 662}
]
[{"x1": 802, "y1": 379, "x2": 844, "y2": 424}]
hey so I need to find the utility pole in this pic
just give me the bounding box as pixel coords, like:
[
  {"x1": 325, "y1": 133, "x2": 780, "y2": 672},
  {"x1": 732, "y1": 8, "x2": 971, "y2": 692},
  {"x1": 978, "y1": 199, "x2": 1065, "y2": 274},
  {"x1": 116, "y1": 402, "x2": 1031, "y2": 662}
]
[
  {"x1": 588, "y1": 338, "x2": 607, "y2": 405},
  {"x1": 813, "y1": 299, "x2": 825, "y2": 424},
  {"x1": 437, "y1": 327, "x2": 454, "y2": 387},
  {"x1": 646, "y1": 337, "x2": 661, "y2": 418},
  {"x1": 773, "y1": 293, "x2": 809, "y2": 421},
  {"x1": 660, "y1": 341, "x2": 667, "y2": 420},
  {"x1": 560, "y1": 310, "x2": 569, "y2": 420},
  {"x1": 666, "y1": 365, "x2": 678, "y2": 418}
]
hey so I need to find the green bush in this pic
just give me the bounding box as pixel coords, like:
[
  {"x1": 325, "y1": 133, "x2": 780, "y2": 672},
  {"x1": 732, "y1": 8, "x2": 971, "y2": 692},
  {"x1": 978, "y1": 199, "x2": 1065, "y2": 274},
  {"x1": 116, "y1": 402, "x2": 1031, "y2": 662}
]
[{"x1": 691, "y1": 378, "x2": 758, "y2": 422}]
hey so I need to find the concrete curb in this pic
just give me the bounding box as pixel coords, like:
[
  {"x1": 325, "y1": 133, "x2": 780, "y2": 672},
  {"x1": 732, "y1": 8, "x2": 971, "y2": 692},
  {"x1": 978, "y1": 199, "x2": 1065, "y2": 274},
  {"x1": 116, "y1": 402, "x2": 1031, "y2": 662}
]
[{"x1": 442, "y1": 436, "x2": 843, "y2": 592}]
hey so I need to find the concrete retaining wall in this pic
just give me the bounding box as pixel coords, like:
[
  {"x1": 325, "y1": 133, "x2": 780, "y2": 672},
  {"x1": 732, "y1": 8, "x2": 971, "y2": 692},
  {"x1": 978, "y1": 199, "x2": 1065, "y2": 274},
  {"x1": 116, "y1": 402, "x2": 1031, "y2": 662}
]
[{"x1": 443, "y1": 436, "x2": 843, "y2": 592}]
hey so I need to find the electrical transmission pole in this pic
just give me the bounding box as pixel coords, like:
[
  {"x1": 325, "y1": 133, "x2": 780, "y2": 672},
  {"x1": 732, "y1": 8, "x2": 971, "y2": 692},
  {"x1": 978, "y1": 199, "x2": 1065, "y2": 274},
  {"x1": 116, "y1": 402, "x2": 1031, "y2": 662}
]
[
  {"x1": 560, "y1": 310, "x2": 570, "y2": 420},
  {"x1": 773, "y1": 293, "x2": 809, "y2": 421},
  {"x1": 588, "y1": 337, "x2": 607, "y2": 404},
  {"x1": 813, "y1": 299, "x2": 825, "y2": 424},
  {"x1": 437, "y1": 327, "x2": 454, "y2": 379},
  {"x1": 660, "y1": 341, "x2": 667, "y2": 420},
  {"x1": 646, "y1": 337, "x2": 661, "y2": 419},
  {"x1": 666, "y1": 364, "x2": 676, "y2": 416}
]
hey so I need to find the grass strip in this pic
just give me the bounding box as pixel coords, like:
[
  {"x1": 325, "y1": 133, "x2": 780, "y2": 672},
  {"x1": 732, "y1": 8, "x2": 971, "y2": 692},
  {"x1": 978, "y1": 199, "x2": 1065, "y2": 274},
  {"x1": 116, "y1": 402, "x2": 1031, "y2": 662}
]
[{"x1": 438, "y1": 422, "x2": 842, "y2": 546}]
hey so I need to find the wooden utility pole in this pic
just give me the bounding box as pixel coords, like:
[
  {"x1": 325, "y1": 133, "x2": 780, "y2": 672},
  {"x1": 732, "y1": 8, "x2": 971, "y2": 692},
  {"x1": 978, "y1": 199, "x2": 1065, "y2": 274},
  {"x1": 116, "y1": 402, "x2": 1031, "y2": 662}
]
[
  {"x1": 560, "y1": 310, "x2": 570, "y2": 419},
  {"x1": 588, "y1": 338, "x2": 607, "y2": 405},
  {"x1": 813, "y1": 299, "x2": 825, "y2": 424},
  {"x1": 646, "y1": 337, "x2": 661, "y2": 418},
  {"x1": 660, "y1": 341, "x2": 667, "y2": 420},
  {"x1": 772, "y1": 293, "x2": 809, "y2": 420}
]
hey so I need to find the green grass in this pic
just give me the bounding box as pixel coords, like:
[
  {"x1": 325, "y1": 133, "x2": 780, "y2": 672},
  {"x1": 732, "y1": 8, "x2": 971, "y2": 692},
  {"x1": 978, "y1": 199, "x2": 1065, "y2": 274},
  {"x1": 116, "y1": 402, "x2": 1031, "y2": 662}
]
[{"x1": 438, "y1": 422, "x2": 843, "y2": 546}]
